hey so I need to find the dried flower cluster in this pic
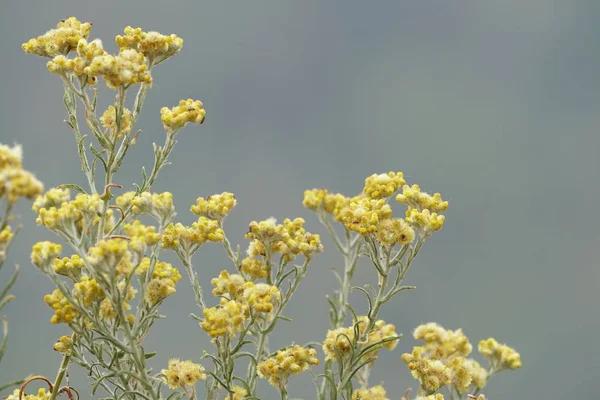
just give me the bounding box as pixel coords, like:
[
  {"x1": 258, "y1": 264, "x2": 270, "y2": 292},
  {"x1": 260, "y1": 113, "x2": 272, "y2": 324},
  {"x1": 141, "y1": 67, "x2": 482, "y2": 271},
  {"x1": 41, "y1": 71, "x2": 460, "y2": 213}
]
[{"x1": 0, "y1": 16, "x2": 522, "y2": 400}]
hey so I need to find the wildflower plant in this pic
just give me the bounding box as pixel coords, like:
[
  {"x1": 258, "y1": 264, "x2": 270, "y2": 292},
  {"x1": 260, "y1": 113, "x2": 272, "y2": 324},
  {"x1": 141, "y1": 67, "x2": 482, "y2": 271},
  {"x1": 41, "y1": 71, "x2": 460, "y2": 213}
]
[{"x1": 5, "y1": 16, "x2": 523, "y2": 400}]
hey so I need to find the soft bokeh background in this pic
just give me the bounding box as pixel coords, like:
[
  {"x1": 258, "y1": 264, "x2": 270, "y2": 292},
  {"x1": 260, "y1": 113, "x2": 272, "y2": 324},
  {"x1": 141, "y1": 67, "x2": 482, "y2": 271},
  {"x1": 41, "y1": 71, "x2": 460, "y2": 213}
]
[{"x1": 1, "y1": 1, "x2": 599, "y2": 398}]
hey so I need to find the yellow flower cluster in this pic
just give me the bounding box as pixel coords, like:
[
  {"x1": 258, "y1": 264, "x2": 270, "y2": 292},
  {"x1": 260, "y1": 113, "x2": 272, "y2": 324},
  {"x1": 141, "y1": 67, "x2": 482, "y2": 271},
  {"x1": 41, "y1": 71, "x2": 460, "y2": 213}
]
[
  {"x1": 479, "y1": 338, "x2": 522, "y2": 370},
  {"x1": 242, "y1": 282, "x2": 281, "y2": 313},
  {"x1": 322, "y1": 317, "x2": 398, "y2": 362},
  {"x1": 351, "y1": 385, "x2": 389, "y2": 400},
  {"x1": 190, "y1": 192, "x2": 236, "y2": 220},
  {"x1": 52, "y1": 254, "x2": 85, "y2": 281},
  {"x1": 138, "y1": 259, "x2": 182, "y2": 305},
  {"x1": 201, "y1": 299, "x2": 247, "y2": 337},
  {"x1": 211, "y1": 270, "x2": 246, "y2": 299},
  {"x1": 32, "y1": 187, "x2": 70, "y2": 212},
  {"x1": 302, "y1": 188, "x2": 346, "y2": 214},
  {"x1": 396, "y1": 184, "x2": 448, "y2": 213},
  {"x1": 162, "y1": 217, "x2": 224, "y2": 251},
  {"x1": 46, "y1": 38, "x2": 107, "y2": 84},
  {"x1": 6, "y1": 388, "x2": 51, "y2": 400},
  {"x1": 161, "y1": 358, "x2": 206, "y2": 389},
  {"x1": 257, "y1": 345, "x2": 319, "y2": 387},
  {"x1": 124, "y1": 220, "x2": 161, "y2": 252},
  {"x1": 0, "y1": 143, "x2": 22, "y2": 170},
  {"x1": 337, "y1": 197, "x2": 393, "y2": 235},
  {"x1": 87, "y1": 239, "x2": 129, "y2": 274},
  {"x1": 0, "y1": 166, "x2": 43, "y2": 203},
  {"x1": 0, "y1": 226, "x2": 13, "y2": 245},
  {"x1": 375, "y1": 218, "x2": 415, "y2": 246},
  {"x1": 99, "y1": 282, "x2": 136, "y2": 321},
  {"x1": 160, "y1": 99, "x2": 206, "y2": 132},
  {"x1": 116, "y1": 26, "x2": 183, "y2": 62},
  {"x1": 246, "y1": 217, "x2": 323, "y2": 260},
  {"x1": 401, "y1": 347, "x2": 452, "y2": 394},
  {"x1": 85, "y1": 49, "x2": 152, "y2": 89},
  {"x1": 53, "y1": 335, "x2": 74, "y2": 356},
  {"x1": 44, "y1": 289, "x2": 77, "y2": 324},
  {"x1": 241, "y1": 256, "x2": 269, "y2": 280},
  {"x1": 402, "y1": 323, "x2": 513, "y2": 395},
  {"x1": 31, "y1": 241, "x2": 62, "y2": 272},
  {"x1": 363, "y1": 172, "x2": 405, "y2": 199},
  {"x1": 405, "y1": 208, "x2": 445, "y2": 236},
  {"x1": 230, "y1": 386, "x2": 248, "y2": 400},
  {"x1": 117, "y1": 191, "x2": 175, "y2": 222},
  {"x1": 22, "y1": 17, "x2": 92, "y2": 57},
  {"x1": 100, "y1": 105, "x2": 133, "y2": 139},
  {"x1": 73, "y1": 275, "x2": 105, "y2": 307}
]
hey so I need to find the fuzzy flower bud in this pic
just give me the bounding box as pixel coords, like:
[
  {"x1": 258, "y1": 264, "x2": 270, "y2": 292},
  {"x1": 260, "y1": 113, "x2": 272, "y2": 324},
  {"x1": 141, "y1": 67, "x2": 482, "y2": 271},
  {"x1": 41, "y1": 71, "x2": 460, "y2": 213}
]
[
  {"x1": 396, "y1": 184, "x2": 448, "y2": 213},
  {"x1": 190, "y1": 192, "x2": 236, "y2": 220},
  {"x1": 257, "y1": 345, "x2": 319, "y2": 388},
  {"x1": 32, "y1": 187, "x2": 70, "y2": 212},
  {"x1": 201, "y1": 299, "x2": 247, "y2": 338},
  {"x1": 161, "y1": 358, "x2": 206, "y2": 389},
  {"x1": 363, "y1": 171, "x2": 405, "y2": 199},
  {"x1": 53, "y1": 335, "x2": 74, "y2": 356},
  {"x1": 52, "y1": 254, "x2": 85, "y2": 281},
  {"x1": 22, "y1": 17, "x2": 92, "y2": 57},
  {"x1": 160, "y1": 99, "x2": 206, "y2": 132},
  {"x1": 31, "y1": 241, "x2": 62, "y2": 272},
  {"x1": 352, "y1": 386, "x2": 389, "y2": 400},
  {"x1": 478, "y1": 338, "x2": 521, "y2": 370}
]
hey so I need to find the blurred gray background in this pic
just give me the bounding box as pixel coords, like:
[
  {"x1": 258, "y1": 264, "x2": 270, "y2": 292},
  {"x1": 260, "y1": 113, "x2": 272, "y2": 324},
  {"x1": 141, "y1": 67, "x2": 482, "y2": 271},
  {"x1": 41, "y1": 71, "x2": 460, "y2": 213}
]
[{"x1": 1, "y1": 1, "x2": 599, "y2": 398}]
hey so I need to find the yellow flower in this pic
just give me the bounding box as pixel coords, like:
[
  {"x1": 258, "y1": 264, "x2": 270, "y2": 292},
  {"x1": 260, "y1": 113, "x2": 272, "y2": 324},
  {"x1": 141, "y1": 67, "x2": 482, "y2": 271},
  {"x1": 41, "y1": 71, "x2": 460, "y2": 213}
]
[
  {"x1": 201, "y1": 299, "x2": 247, "y2": 338},
  {"x1": 52, "y1": 254, "x2": 85, "y2": 281},
  {"x1": 124, "y1": 220, "x2": 161, "y2": 252},
  {"x1": 161, "y1": 358, "x2": 206, "y2": 389},
  {"x1": 396, "y1": 184, "x2": 448, "y2": 213},
  {"x1": 161, "y1": 99, "x2": 206, "y2": 132},
  {"x1": 44, "y1": 289, "x2": 77, "y2": 324},
  {"x1": 84, "y1": 49, "x2": 152, "y2": 90},
  {"x1": 0, "y1": 226, "x2": 13, "y2": 245},
  {"x1": 32, "y1": 187, "x2": 70, "y2": 212},
  {"x1": 100, "y1": 106, "x2": 133, "y2": 139},
  {"x1": 190, "y1": 192, "x2": 236, "y2": 220},
  {"x1": 241, "y1": 256, "x2": 269, "y2": 280},
  {"x1": 337, "y1": 197, "x2": 392, "y2": 235},
  {"x1": 31, "y1": 241, "x2": 62, "y2": 272},
  {"x1": 242, "y1": 282, "x2": 281, "y2": 313},
  {"x1": 211, "y1": 270, "x2": 246, "y2": 299},
  {"x1": 405, "y1": 208, "x2": 445, "y2": 236},
  {"x1": 375, "y1": 218, "x2": 415, "y2": 246},
  {"x1": 401, "y1": 347, "x2": 451, "y2": 394},
  {"x1": 139, "y1": 259, "x2": 181, "y2": 305},
  {"x1": 257, "y1": 345, "x2": 319, "y2": 388},
  {"x1": 363, "y1": 171, "x2": 405, "y2": 199},
  {"x1": 122, "y1": 191, "x2": 175, "y2": 222},
  {"x1": 230, "y1": 386, "x2": 248, "y2": 400},
  {"x1": 0, "y1": 168, "x2": 43, "y2": 202},
  {"x1": 322, "y1": 327, "x2": 355, "y2": 361},
  {"x1": 352, "y1": 385, "x2": 389, "y2": 400},
  {"x1": 162, "y1": 217, "x2": 224, "y2": 251},
  {"x1": 73, "y1": 276, "x2": 105, "y2": 307},
  {"x1": 6, "y1": 388, "x2": 51, "y2": 400},
  {"x1": 413, "y1": 322, "x2": 472, "y2": 359},
  {"x1": 116, "y1": 26, "x2": 183, "y2": 62},
  {"x1": 479, "y1": 338, "x2": 521, "y2": 370},
  {"x1": 463, "y1": 358, "x2": 488, "y2": 390},
  {"x1": 0, "y1": 143, "x2": 22, "y2": 170},
  {"x1": 87, "y1": 238, "x2": 130, "y2": 274},
  {"x1": 415, "y1": 395, "x2": 444, "y2": 400},
  {"x1": 22, "y1": 17, "x2": 92, "y2": 57},
  {"x1": 303, "y1": 188, "x2": 348, "y2": 215},
  {"x1": 53, "y1": 335, "x2": 74, "y2": 356}
]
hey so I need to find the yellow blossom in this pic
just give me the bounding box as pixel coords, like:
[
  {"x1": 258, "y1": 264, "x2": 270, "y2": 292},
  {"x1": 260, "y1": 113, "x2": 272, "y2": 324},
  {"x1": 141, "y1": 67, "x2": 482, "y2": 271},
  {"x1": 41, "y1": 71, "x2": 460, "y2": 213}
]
[
  {"x1": 375, "y1": 218, "x2": 415, "y2": 246},
  {"x1": 22, "y1": 17, "x2": 92, "y2": 57},
  {"x1": 211, "y1": 270, "x2": 246, "y2": 299},
  {"x1": 124, "y1": 220, "x2": 161, "y2": 252},
  {"x1": 190, "y1": 192, "x2": 236, "y2": 220},
  {"x1": 73, "y1": 275, "x2": 105, "y2": 307},
  {"x1": 161, "y1": 358, "x2": 206, "y2": 389},
  {"x1": 100, "y1": 105, "x2": 133, "y2": 139},
  {"x1": 44, "y1": 289, "x2": 77, "y2": 324},
  {"x1": 140, "y1": 259, "x2": 181, "y2": 305},
  {"x1": 84, "y1": 48, "x2": 152, "y2": 89},
  {"x1": 87, "y1": 238, "x2": 130, "y2": 274},
  {"x1": 352, "y1": 385, "x2": 389, "y2": 400},
  {"x1": 6, "y1": 388, "x2": 51, "y2": 400},
  {"x1": 463, "y1": 358, "x2": 488, "y2": 390},
  {"x1": 363, "y1": 171, "x2": 405, "y2": 199},
  {"x1": 242, "y1": 282, "x2": 281, "y2": 313},
  {"x1": 0, "y1": 168, "x2": 43, "y2": 202},
  {"x1": 413, "y1": 322, "x2": 472, "y2": 359},
  {"x1": 405, "y1": 208, "x2": 445, "y2": 236},
  {"x1": 52, "y1": 254, "x2": 85, "y2": 281},
  {"x1": 401, "y1": 347, "x2": 451, "y2": 394},
  {"x1": 337, "y1": 197, "x2": 392, "y2": 235},
  {"x1": 162, "y1": 217, "x2": 224, "y2": 251},
  {"x1": 121, "y1": 191, "x2": 175, "y2": 222},
  {"x1": 0, "y1": 226, "x2": 13, "y2": 245},
  {"x1": 0, "y1": 143, "x2": 22, "y2": 170},
  {"x1": 32, "y1": 187, "x2": 70, "y2": 212},
  {"x1": 396, "y1": 184, "x2": 448, "y2": 213},
  {"x1": 257, "y1": 345, "x2": 319, "y2": 388},
  {"x1": 415, "y1": 395, "x2": 444, "y2": 400},
  {"x1": 241, "y1": 256, "x2": 269, "y2": 280},
  {"x1": 116, "y1": 26, "x2": 183, "y2": 62},
  {"x1": 322, "y1": 327, "x2": 355, "y2": 361},
  {"x1": 53, "y1": 335, "x2": 74, "y2": 356},
  {"x1": 478, "y1": 338, "x2": 521, "y2": 370},
  {"x1": 31, "y1": 241, "x2": 62, "y2": 272},
  {"x1": 161, "y1": 99, "x2": 206, "y2": 132},
  {"x1": 230, "y1": 386, "x2": 248, "y2": 400},
  {"x1": 201, "y1": 299, "x2": 247, "y2": 337}
]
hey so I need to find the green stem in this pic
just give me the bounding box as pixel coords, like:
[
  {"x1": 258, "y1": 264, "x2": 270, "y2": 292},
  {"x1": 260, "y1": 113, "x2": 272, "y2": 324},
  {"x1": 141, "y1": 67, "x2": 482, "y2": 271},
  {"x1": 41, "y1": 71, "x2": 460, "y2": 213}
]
[{"x1": 49, "y1": 349, "x2": 72, "y2": 400}]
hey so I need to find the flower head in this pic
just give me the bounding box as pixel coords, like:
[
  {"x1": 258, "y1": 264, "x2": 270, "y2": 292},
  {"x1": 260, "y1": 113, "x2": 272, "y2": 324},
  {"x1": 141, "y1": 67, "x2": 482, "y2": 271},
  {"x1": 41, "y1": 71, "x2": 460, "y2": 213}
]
[
  {"x1": 161, "y1": 99, "x2": 206, "y2": 132},
  {"x1": 161, "y1": 358, "x2": 206, "y2": 389},
  {"x1": 257, "y1": 345, "x2": 319, "y2": 388}
]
